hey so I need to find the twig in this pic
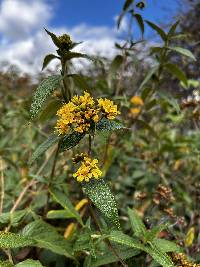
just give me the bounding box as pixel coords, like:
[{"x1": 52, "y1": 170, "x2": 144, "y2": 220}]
[
  {"x1": 88, "y1": 134, "x2": 92, "y2": 156},
  {"x1": 0, "y1": 160, "x2": 5, "y2": 213}
]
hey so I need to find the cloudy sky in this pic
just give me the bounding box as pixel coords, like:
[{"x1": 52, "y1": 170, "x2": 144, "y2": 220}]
[{"x1": 0, "y1": 0, "x2": 179, "y2": 75}]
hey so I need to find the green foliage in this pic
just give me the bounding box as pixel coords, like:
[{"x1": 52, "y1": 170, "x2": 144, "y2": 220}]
[
  {"x1": 42, "y1": 54, "x2": 60, "y2": 70},
  {"x1": 59, "y1": 132, "x2": 85, "y2": 151},
  {"x1": 30, "y1": 75, "x2": 62, "y2": 119},
  {"x1": 16, "y1": 260, "x2": 44, "y2": 267},
  {"x1": 29, "y1": 134, "x2": 60, "y2": 165},
  {"x1": 96, "y1": 118, "x2": 125, "y2": 132},
  {"x1": 0, "y1": 1, "x2": 199, "y2": 266},
  {"x1": 49, "y1": 188, "x2": 82, "y2": 224},
  {"x1": 22, "y1": 220, "x2": 74, "y2": 259},
  {"x1": 0, "y1": 232, "x2": 34, "y2": 248},
  {"x1": 128, "y1": 208, "x2": 146, "y2": 238},
  {"x1": 82, "y1": 179, "x2": 120, "y2": 229}
]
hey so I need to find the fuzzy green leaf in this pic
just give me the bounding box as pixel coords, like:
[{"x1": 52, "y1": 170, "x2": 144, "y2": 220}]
[
  {"x1": 30, "y1": 75, "x2": 62, "y2": 119},
  {"x1": 109, "y1": 231, "x2": 144, "y2": 250},
  {"x1": 152, "y1": 238, "x2": 180, "y2": 253},
  {"x1": 91, "y1": 244, "x2": 140, "y2": 267},
  {"x1": 42, "y1": 54, "x2": 60, "y2": 70},
  {"x1": 82, "y1": 179, "x2": 120, "y2": 229},
  {"x1": 22, "y1": 220, "x2": 74, "y2": 259},
  {"x1": 0, "y1": 210, "x2": 27, "y2": 226},
  {"x1": 0, "y1": 231, "x2": 34, "y2": 248},
  {"x1": 128, "y1": 208, "x2": 146, "y2": 238},
  {"x1": 29, "y1": 134, "x2": 60, "y2": 165},
  {"x1": 96, "y1": 118, "x2": 125, "y2": 132},
  {"x1": 49, "y1": 188, "x2": 82, "y2": 224},
  {"x1": 59, "y1": 132, "x2": 85, "y2": 151},
  {"x1": 16, "y1": 259, "x2": 44, "y2": 267},
  {"x1": 145, "y1": 242, "x2": 175, "y2": 267}
]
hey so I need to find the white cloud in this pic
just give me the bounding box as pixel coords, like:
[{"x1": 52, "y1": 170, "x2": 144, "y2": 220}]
[
  {"x1": 0, "y1": 0, "x2": 52, "y2": 40},
  {"x1": 0, "y1": 0, "x2": 127, "y2": 75}
]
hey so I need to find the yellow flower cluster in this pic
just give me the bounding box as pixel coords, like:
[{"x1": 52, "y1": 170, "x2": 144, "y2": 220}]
[
  {"x1": 73, "y1": 156, "x2": 102, "y2": 182},
  {"x1": 55, "y1": 91, "x2": 120, "y2": 135},
  {"x1": 98, "y1": 98, "x2": 120, "y2": 120}
]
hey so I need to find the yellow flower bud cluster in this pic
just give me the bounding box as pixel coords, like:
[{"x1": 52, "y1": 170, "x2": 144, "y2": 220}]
[
  {"x1": 171, "y1": 253, "x2": 200, "y2": 267},
  {"x1": 55, "y1": 91, "x2": 120, "y2": 135},
  {"x1": 130, "y1": 95, "x2": 144, "y2": 117},
  {"x1": 73, "y1": 155, "x2": 102, "y2": 182}
]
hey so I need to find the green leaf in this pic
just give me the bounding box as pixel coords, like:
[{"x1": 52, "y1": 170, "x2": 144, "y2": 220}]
[
  {"x1": 82, "y1": 179, "x2": 120, "y2": 229},
  {"x1": 59, "y1": 132, "x2": 85, "y2": 151},
  {"x1": 47, "y1": 209, "x2": 78, "y2": 219},
  {"x1": 91, "y1": 244, "x2": 140, "y2": 267},
  {"x1": 39, "y1": 99, "x2": 62, "y2": 123},
  {"x1": 167, "y1": 21, "x2": 179, "y2": 38},
  {"x1": 109, "y1": 231, "x2": 144, "y2": 250},
  {"x1": 128, "y1": 208, "x2": 146, "y2": 238},
  {"x1": 158, "y1": 92, "x2": 180, "y2": 114},
  {"x1": 30, "y1": 75, "x2": 62, "y2": 119},
  {"x1": 29, "y1": 134, "x2": 60, "y2": 165},
  {"x1": 134, "y1": 14, "x2": 144, "y2": 36},
  {"x1": 44, "y1": 28, "x2": 61, "y2": 48},
  {"x1": 0, "y1": 231, "x2": 34, "y2": 248},
  {"x1": 42, "y1": 54, "x2": 60, "y2": 70},
  {"x1": 144, "y1": 224, "x2": 168, "y2": 242},
  {"x1": 165, "y1": 63, "x2": 188, "y2": 87},
  {"x1": 0, "y1": 260, "x2": 13, "y2": 267},
  {"x1": 64, "y1": 52, "x2": 100, "y2": 64},
  {"x1": 145, "y1": 20, "x2": 167, "y2": 41},
  {"x1": 108, "y1": 55, "x2": 123, "y2": 87},
  {"x1": 16, "y1": 259, "x2": 44, "y2": 267},
  {"x1": 123, "y1": 0, "x2": 134, "y2": 11},
  {"x1": 68, "y1": 74, "x2": 90, "y2": 89},
  {"x1": 136, "y1": 120, "x2": 158, "y2": 138},
  {"x1": 167, "y1": 46, "x2": 196, "y2": 61},
  {"x1": 22, "y1": 220, "x2": 74, "y2": 259},
  {"x1": 145, "y1": 242, "x2": 175, "y2": 267},
  {"x1": 139, "y1": 65, "x2": 158, "y2": 90},
  {"x1": 117, "y1": 0, "x2": 134, "y2": 28},
  {"x1": 0, "y1": 210, "x2": 27, "y2": 226},
  {"x1": 49, "y1": 188, "x2": 82, "y2": 224},
  {"x1": 96, "y1": 118, "x2": 125, "y2": 132},
  {"x1": 152, "y1": 238, "x2": 180, "y2": 253}
]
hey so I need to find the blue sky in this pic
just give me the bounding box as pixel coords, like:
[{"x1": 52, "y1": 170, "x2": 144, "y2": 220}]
[
  {"x1": 51, "y1": 0, "x2": 179, "y2": 34},
  {"x1": 0, "y1": 0, "x2": 180, "y2": 74}
]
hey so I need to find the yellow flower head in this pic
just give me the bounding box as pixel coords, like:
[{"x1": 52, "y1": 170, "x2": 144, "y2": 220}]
[
  {"x1": 73, "y1": 156, "x2": 102, "y2": 182},
  {"x1": 55, "y1": 91, "x2": 120, "y2": 135},
  {"x1": 98, "y1": 98, "x2": 120, "y2": 120},
  {"x1": 131, "y1": 96, "x2": 144, "y2": 106}
]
